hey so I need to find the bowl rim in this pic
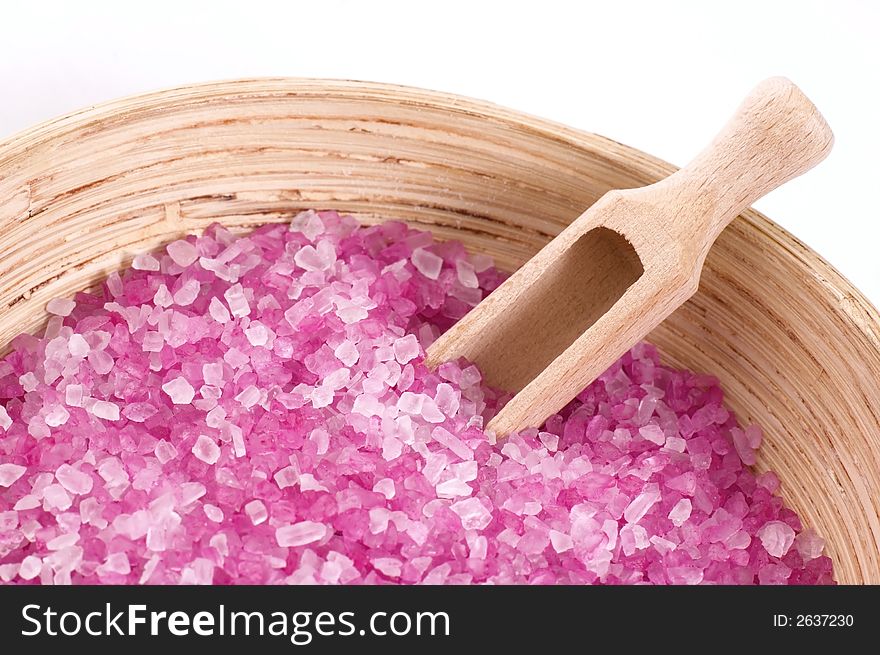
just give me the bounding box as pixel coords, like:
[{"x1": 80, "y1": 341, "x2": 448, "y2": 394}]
[{"x1": 1, "y1": 76, "x2": 878, "y2": 351}]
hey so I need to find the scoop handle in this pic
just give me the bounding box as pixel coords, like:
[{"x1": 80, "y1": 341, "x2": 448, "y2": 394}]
[{"x1": 664, "y1": 77, "x2": 833, "y2": 245}]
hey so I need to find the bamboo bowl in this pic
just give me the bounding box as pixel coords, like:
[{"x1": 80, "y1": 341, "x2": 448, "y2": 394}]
[{"x1": 0, "y1": 79, "x2": 878, "y2": 584}]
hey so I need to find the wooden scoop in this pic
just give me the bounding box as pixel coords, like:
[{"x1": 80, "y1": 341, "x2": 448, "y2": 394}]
[{"x1": 425, "y1": 77, "x2": 833, "y2": 436}]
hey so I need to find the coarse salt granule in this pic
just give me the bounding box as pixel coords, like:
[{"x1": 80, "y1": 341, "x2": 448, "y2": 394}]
[{"x1": 0, "y1": 210, "x2": 833, "y2": 586}]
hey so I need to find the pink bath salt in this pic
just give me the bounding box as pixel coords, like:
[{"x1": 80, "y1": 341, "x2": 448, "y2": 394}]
[
  {"x1": 192, "y1": 435, "x2": 221, "y2": 465},
  {"x1": 91, "y1": 400, "x2": 120, "y2": 421},
  {"x1": 0, "y1": 463, "x2": 26, "y2": 487},
  {"x1": 0, "y1": 211, "x2": 831, "y2": 586},
  {"x1": 411, "y1": 248, "x2": 443, "y2": 280},
  {"x1": 450, "y1": 497, "x2": 492, "y2": 530},
  {"x1": 55, "y1": 464, "x2": 93, "y2": 495},
  {"x1": 162, "y1": 376, "x2": 195, "y2": 405},
  {"x1": 757, "y1": 520, "x2": 796, "y2": 558},
  {"x1": 245, "y1": 500, "x2": 268, "y2": 525},
  {"x1": 276, "y1": 521, "x2": 327, "y2": 547},
  {"x1": 46, "y1": 297, "x2": 76, "y2": 317},
  {"x1": 167, "y1": 239, "x2": 199, "y2": 267},
  {"x1": 132, "y1": 253, "x2": 160, "y2": 271},
  {"x1": 154, "y1": 440, "x2": 178, "y2": 464}
]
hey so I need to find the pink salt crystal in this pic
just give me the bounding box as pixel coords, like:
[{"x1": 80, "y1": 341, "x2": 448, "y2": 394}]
[
  {"x1": 549, "y1": 529, "x2": 574, "y2": 553},
  {"x1": 64, "y1": 384, "x2": 83, "y2": 407},
  {"x1": 276, "y1": 521, "x2": 327, "y2": 547},
  {"x1": 450, "y1": 498, "x2": 492, "y2": 530},
  {"x1": 154, "y1": 440, "x2": 178, "y2": 464},
  {"x1": 245, "y1": 500, "x2": 268, "y2": 525},
  {"x1": 0, "y1": 463, "x2": 26, "y2": 487},
  {"x1": 162, "y1": 376, "x2": 195, "y2": 404},
  {"x1": 373, "y1": 478, "x2": 396, "y2": 499},
  {"x1": 44, "y1": 405, "x2": 70, "y2": 427},
  {"x1": 235, "y1": 385, "x2": 261, "y2": 408},
  {"x1": 55, "y1": 464, "x2": 93, "y2": 495},
  {"x1": 334, "y1": 340, "x2": 359, "y2": 367},
  {"x1": 455, "y1": 259, "x2": 479, "y2": 288},
  {"x1": 0, "y1": 405, "x2": 11, "y2": 431},
  {"x1": 757, "y1": 520, "x2": 796, "y2": 558},
  {"x1": 203, "y1": 504, "x2": 224, "y2": 523},
  {"x1": 393, "y1": 334, "x2": 420, "y2": 364},
  {"x1": 42, "y1": 484, "x2": 73, "y2": 511},
  {"x1": 122, "y1": 402, "x2": 157, "y2": 422},
  {"x1": 223, "y1": 283, "x2": 251, "y2": 318},
  {"x1": 68, "y1": 333, "x2": 90, "y2": 357},
  {"x1": 98, "y1": 553, "x2": 131, "y2": 576},
  {"x1": 795, "y1": 529, "x2": 825, "y2": 561},
  {"x1": 274, "y1": 465, "x2": 299, "y2": 489},
  {"x1": 153, "y1": 284, "x2": 173, "y2": 308},
  {"x1": 432, "y1": 426, "x2": 473, "y2": 461},
  {"x1": 167, "y1": 239, "x2": 199, "y2": 267},
  {"x1": 173, "y1": 279, "x2": 200, "y2": 306},
  {"x1": 192, "y1": 435, "x2": 221, "y2": 465},
  {"x1": 411, "y1": 248, "x2": 443, "y2": 280},
  {"x1": 624, "y1": 485, "x2": 661, "y2": 524},
  {"x1": 46, "y1": 297, "x2": 76, "y2": 317},
  {"x1": 18, "y1": 556, "x2": 43, "y2": 581},
  {"x1": 638, "y1": 424, "x2": 666, "y2": 445},
  {"x1": 668, "y1": 498, "x2": 692, "y2": 527},
  {"x1": 132, "y1": 253, "x2": 160, "y2": 271},
  {"x1": 88, "y1": 350, "x2": 114, "y2": 374},
  {"x1": 208, "y1": 297, "x2": 231, "y2": 323},
  {"x1": 91, "y1": 400, "x2": 120, "y2": 421}
]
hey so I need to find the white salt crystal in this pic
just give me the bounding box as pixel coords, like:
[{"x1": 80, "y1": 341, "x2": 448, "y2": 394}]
[
  {"x1": 373, "y1": 478, "x2": 396, "y2": 500},
  {"x1": 334, "y1": 340, "x2": 359, "y2": 367},
  {"x1": 14, "y1": 495, "x2": 40, "y2": 510},
  {"x1": 299, "y1": 473, "x2": 328, "y2": 492},
  {"x1": 397, "y1": 392, "x2": 424, "y2": 415},
  {"x1": 91, "y1": 400, "x2": 120, "y2": 421},
  {"x1": 230, "y1": 426, "x2": 247, "y2": 458},
  {"x1": 205, "y1": 406, "x2": 226, "y2": 429},
  {"x1": 0, "y1": 406, "x2": 11, "y2": 431},
  {"x1": 274, "y1": 465, "x2": 299, "y2": 489},
  {"x1": 668, "y1": 498, "x2": 692, "y2": 526},
  {"x1": 224, "y1": 283, "x2": 251, "y2": 318},
  {"x1": 65, "y1": 384, "x2": 83, "y2": 407},
  {"x1": 67, "y1": 334, "x2": 90, "y2": 357},
  {"x1": 55, "y1": 464, "x2": 93, "y2": 495},
  {"x1": 203, "y1": 362, "x2": 225, "y2": 386},
  {"x1": 132, "y1": 253, "x2": 160, "y2": 271},
  {"x1": 98, "y1": 552, "x2": 132, "y2": 576},
  {"x1": 372, "y1": 557, "x2": 402, "y2": 578},
  {"x1": 0, "y1": 463, "x2": 26, "y2": 487},
  {"x1": 393, "y1": 334, "x2": 420, "y2": 364},
  {"x1": 142, "y1": 331, "x2": 165, "y2": 352},
  {"x1": 162, "y1": 376, "x2": 195, "y2": 404},
  {"x1": 167, "y1": 239, "x2": 199, "y2": 267},
  {"x1": 757, "y1": 520, "x2": 796, "y2": 558},
  {"x1": 42, "y1": 483, "x2": 72, "y2": 510},
  {"x1": 311, "y1": 386, "x2": 334, "y2": 409},
  {"x1": 639, "y1": 424, "x2": 666, "y2": 445},
  {"x1": 289, "y1": 209, "x2": 324, "y2": 240},
  {"x1": 245, "y1": 500, "x2": 268, "y2": 525},
  {"x1": 208, "y1": 297, "x2": 231, "y2": 323},
  {"x1": 411, "y1": 248, "x2": 443, "y2": 280},
  {"x1": 46, "y1": 297, "x2": 76, "y2": 317},
  {"x1": 191, "y1": 435, "x2": 221, "y2": 465},
  {"x1": 173, "y1": 279, "x2": 200, "y2": 306},
  {"x1": 235, "y1": 385, "x2": 261, "y2": 409},
  {"x1": 276, "y1": 521, "x2": 327, "y2": 547},
  {"x1": 450, "y1": 497, "x2": 492, "y2": 529},
  {"x1": 310, "y1": 428, "x2": 330, "y2": 455}
]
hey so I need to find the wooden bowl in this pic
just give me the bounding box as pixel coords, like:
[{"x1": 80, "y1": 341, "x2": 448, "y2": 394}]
[{"x1": 0, "y1": 79, "x2": 877, "y2": 583}]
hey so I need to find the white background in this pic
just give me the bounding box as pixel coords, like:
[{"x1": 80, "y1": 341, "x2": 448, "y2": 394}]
[{"x1": 2, "y1": 1, "x2": 878, "y2": 303}]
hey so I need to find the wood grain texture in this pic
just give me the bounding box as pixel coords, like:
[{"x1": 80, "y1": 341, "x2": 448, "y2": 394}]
[
  {"x1": 428, "y1": 77, "x2": 834, "y2": 435},
  {"x1": 0, "y1": 78, "x2": 877, "y2": 583}
]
